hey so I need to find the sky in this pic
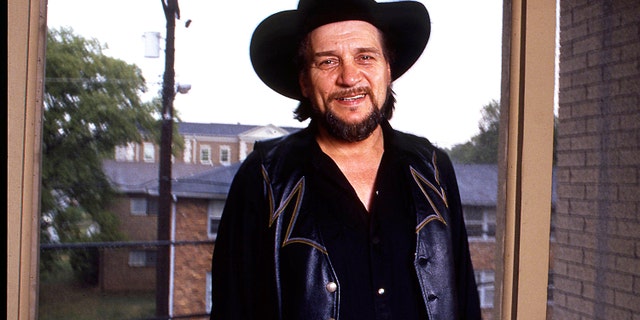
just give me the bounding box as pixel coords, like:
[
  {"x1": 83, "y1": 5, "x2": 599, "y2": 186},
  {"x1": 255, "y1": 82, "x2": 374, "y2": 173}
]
[{"x1": 46, "y1": 0, "x2": 503, "y2": 148}]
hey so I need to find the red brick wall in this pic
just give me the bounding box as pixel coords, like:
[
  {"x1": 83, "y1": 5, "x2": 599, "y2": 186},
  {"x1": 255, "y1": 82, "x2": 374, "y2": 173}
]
[
  {"x1": 172, "y1": 199, "x2": 214, "y2": 317},
  {"x1": 469, "y1": 241, "x2": 496, "y2": 271},
  {"x1": 100, "y1": 249, "x2": 156, "y2": 292},
  {"x1": 100, "y1": 197, "x2": 157, "y2": 292},
  {"x1": 553, "y1": 1, "x2": 640, "y2": 318}
]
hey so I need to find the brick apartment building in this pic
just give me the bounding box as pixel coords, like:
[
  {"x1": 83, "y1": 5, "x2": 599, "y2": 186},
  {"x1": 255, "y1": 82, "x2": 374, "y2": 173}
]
[
  {"x1": 102, "y1": 122, "x2": 520, "y2": 318},
  {"x1": 102, "y1": 122, "x2": 298, "y2": 315}
]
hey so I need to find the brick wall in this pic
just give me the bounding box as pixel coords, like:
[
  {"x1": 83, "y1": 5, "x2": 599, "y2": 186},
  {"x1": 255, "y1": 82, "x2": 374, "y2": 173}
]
[
  {"x1": 172, "y1": 198, "x2": 214, "y2": 317},
  {"x1": 100, "y1": 197, "x2": 157, "y2": 292},
  {"x1": 553, "y1": 1, "x2": 640, "y2": 319}
]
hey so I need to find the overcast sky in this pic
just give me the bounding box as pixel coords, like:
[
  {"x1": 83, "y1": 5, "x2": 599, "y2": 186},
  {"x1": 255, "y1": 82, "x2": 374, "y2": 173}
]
[{"x1": 46, "y1": 0, "x2": 503, "y2": 148}]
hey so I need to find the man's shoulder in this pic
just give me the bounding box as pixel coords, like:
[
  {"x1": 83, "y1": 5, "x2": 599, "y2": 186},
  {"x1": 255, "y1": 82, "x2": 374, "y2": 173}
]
[
  {"x1": 254, "y1": 127, "x2": 313, "y2": 156},
  {"x1": 389, "y1": 127, "x2": 440, "y2": 155}
]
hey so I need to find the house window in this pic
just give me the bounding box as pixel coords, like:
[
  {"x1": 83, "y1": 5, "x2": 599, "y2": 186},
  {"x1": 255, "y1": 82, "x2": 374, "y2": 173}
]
[
  {"x1": 130, "y1": 198, "x2": 148, "y2": 215},
  {"x1": 464, "y1": 206, "x2": 496, "y2": 240},
  {"x1": 143, "y1": 142, "x2": 155, "y2": 162},
  {"x1": 128, "y1": 250, "x2": 157, "y2": 267},
  {"x1": 206, "y1": 272, "x2": 212, "y2": 313},
  {"x1": 200, "y1": 145, "x2": 212, "y2": 164},
  {"x1": 219, "y1": 145, "x2": 231, "y2": 165},
  {"x1": 130, "y1": 197, "x2": 158, "y2": 215},
  {"x1": 475, "y1": 270, "x2": 495, "y2": 308},
  {"x1": 208, "y1": 200, "x2": 224, "y2": 239},
  {"x1": 115, "y1": 143, "x2": 135, "y2": 161}
]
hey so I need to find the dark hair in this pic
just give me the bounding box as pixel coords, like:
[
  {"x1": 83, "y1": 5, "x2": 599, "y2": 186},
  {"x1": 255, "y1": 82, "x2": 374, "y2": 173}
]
[{"x1": 293, "y1": 27, "x2": 397, "y2": 122}]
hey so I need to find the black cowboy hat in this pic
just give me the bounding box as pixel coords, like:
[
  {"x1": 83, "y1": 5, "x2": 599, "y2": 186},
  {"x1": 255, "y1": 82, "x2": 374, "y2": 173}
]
[{"x1": 250, "y1": 0, "x2": 431, "y2": 101}]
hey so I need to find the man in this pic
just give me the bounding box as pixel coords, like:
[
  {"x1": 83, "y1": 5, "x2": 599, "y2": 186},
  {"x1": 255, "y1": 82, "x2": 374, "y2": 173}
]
[{"x1": 211, "y1": 0, "x2": 481, "y2": 319}]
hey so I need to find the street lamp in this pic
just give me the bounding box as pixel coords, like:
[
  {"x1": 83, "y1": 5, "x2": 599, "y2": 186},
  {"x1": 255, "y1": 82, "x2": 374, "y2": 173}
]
[{"x1": 176, "y1": 83, "x2": 191, "y2": 94}]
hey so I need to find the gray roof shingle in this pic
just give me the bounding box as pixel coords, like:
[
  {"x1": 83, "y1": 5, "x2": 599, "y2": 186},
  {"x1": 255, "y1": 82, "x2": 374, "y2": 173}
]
[
  {"x1": 102, "y1": 160, "x2": 214, "y2": 194},
  {"x1": 453, "y1": 163, "x2": 499, "y2": 206}
]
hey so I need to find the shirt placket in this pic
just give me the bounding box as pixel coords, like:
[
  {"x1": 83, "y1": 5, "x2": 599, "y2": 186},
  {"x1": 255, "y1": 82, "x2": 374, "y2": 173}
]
[{"x1": 370, "y1": 189, "x2": 392, "y2": 320}]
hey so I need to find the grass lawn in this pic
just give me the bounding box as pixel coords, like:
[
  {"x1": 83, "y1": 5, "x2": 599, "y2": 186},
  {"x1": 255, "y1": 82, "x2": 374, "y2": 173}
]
[{"x1": 38, "y1": 260, "x2": 155, "y2": 320}]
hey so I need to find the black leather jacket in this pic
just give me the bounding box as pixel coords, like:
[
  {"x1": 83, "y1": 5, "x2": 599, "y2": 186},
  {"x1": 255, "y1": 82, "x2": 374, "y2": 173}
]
[{"x1": 211, "y1": 121, "x2": 481, "y2": 320}]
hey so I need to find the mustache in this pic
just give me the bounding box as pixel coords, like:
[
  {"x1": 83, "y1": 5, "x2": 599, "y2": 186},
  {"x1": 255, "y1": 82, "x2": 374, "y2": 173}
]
[{"x1": 328, "y1": 87, "x2": 372, "y2": 101}]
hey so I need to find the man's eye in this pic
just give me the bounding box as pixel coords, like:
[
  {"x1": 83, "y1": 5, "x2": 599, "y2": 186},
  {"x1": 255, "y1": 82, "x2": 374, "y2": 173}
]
[
  {"x1": 316, "y1": 59, "x2": 338, "y2": 69},
  {"x1": 358, "y1": 55, "x2": 375, "y2": 62}
]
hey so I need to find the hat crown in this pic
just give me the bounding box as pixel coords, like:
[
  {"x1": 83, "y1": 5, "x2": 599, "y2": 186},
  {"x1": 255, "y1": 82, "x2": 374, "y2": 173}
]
[
  {"x1": 297, "y1": 0, "x2": 377, "y2": 34},
  {"x1": 298, "y1": 0, "x2": 374, "y2": 11}
]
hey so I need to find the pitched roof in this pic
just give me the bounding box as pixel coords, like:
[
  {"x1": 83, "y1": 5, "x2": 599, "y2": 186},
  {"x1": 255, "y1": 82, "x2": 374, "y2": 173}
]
[
  {"x1": 453, "y1": 163, "x2": 499, "y2": 206},
  {"x1": 178, "y1": 122, "x2": 302, "y2": 137},
  {"x1": 171, "y1": 163, "x2": 242, "y2": 199},
  {"x1": 102, "y1": 160, "x2": 214, "y2": 194}
]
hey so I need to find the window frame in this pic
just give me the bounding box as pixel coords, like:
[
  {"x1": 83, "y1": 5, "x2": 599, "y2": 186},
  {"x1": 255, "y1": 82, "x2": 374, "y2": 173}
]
[
  {"x1": 493, "y1": 0, "x2": 556, "y2": 318},
  {"x1": 8, "y1": 0, "x2": 558, "y2": 318},
  {"x1": 475, "y1": 270, "x2": 496, "y2": 309},
  {"x1": 200, "y1": 145, "x2": 212, "y2": 164},
  {"x1": 207, "y1": 200, "x2": 224, "y2": 239},
  {"x1": 128, "y1": 250, "x2": 158, "y2": 268},
  {"x1": 464, "y1": 206, "x2": 497, "y2": 241},
  {"x1": 219, "y1": 145, "x2": 231, "y2": 165},
  {"x1": 143, "y1": 142, "x2": 155, "y2": 162}
]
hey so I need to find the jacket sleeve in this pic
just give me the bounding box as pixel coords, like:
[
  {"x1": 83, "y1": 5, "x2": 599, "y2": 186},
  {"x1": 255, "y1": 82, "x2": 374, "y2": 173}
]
[
  {"x1": 437, "y1": 149, "x2": 482, "y2": 319},
  {"x1": 210, "y1": 152, "x2": 278, "y2": 319}
]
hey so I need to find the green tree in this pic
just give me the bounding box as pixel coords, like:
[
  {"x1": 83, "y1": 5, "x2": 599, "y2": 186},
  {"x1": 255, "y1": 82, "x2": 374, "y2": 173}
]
[
  {"x1": 41, "y1": 27, "x2": 180, "y2": 283},
  {"x1": 448, "y1": 100, "x2": 500, "y2": 164},
  {"x1": 447, "y1": 100, "x2": 558, "y2": 164}
]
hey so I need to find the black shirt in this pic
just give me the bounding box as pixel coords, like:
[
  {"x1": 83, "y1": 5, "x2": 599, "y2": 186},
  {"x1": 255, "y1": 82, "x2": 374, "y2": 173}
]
[{"x1": 310, "y1": 141, "x2": 428, "y2": 320}]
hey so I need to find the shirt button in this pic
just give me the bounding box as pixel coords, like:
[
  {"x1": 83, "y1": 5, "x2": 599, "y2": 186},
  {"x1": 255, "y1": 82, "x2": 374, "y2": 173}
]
[
  {"x1": 377, "y1": 288, "x2": 385, "y2": 295},
  {"x1": 326, "y1": 282, "x2": 338, "y2": 293}
]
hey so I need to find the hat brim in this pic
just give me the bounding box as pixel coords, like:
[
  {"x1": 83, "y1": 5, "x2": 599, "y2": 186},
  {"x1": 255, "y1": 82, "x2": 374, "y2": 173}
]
[{"x1": 250, "y1": 1, "x2": 431, "y2": 101}]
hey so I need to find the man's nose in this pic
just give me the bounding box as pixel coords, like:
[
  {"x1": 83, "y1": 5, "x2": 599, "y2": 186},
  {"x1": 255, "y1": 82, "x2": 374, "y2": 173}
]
[{"x1": 337, "y1": 61, "x2": 362, "y2": 87}]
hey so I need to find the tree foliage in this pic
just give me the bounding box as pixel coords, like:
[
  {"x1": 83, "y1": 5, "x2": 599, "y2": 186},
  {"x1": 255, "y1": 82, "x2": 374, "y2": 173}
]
[
  {"x1": 447, "y1": 99, "x2": 558, "y2": 164},
  {"x1": 40, "y1": 27, "x2": 175, "y2": 282},
  {"x1": 447, "y1": 100, "x2": 500, "y2": 164}
]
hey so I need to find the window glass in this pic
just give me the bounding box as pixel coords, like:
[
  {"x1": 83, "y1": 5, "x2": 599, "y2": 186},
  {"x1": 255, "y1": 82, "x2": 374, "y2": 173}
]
[
  {"x1": 143, "y1": 142, "x2": 155, "y2": 162},
  {"x1": 219, "y1": 146, "x2": 230, "y2": 165},
  {"x1": 39, "y1": 1, "x2": 505, "y2": 319},
  {"x1": 208, "y1": 200, "x2": 224, "y2": 239},
  {"x1": 200, "y1": 146, "x2": 211, "y2": 164},
  {"x1": 129, "y1": 250, "x2": 157, "y2": 267},
  {"x1": 130, "y1": 198, "x2": 148, "y2": 215}
]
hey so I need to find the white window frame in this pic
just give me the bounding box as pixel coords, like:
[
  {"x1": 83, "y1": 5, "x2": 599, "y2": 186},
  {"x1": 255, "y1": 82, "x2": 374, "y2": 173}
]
[
  {"x1": 207, "y1": 200, "x2": 224, "y2": 239},
  {"x1": 219, "y1": 145, "x2": 231, "y2": 166},
  {"x1": 143, "y1": 142, "x2": 155, "y2": 162},
  {"x1": 115, "y1": 142, "x2": 136, "y2": 162},
  {"x1": 128, "y1": 250, "x2": 157, "y2": 267},
  {"x1": 464, "y1": 206, "x2": 496, "y2": 241},
  {"x1": 476, "y1": 270, "x2": 495, "y2": 309},
  {"x1": 206, "y1": 272, "x2": 212, "y2": 313},
  {"x1": 200, "y1": 145, "x2": 212, "y2": 164}
]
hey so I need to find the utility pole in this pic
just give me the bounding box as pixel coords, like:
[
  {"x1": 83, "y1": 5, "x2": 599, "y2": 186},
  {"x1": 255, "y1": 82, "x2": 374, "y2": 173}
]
[{"x1": 157, "y1": 0, "x2": 179, "y2": 318}]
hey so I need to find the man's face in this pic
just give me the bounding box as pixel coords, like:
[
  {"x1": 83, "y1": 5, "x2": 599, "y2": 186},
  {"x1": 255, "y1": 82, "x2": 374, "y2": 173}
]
[{"x1": 300, "y1": 20, "x2": 392, "y2": 141}]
